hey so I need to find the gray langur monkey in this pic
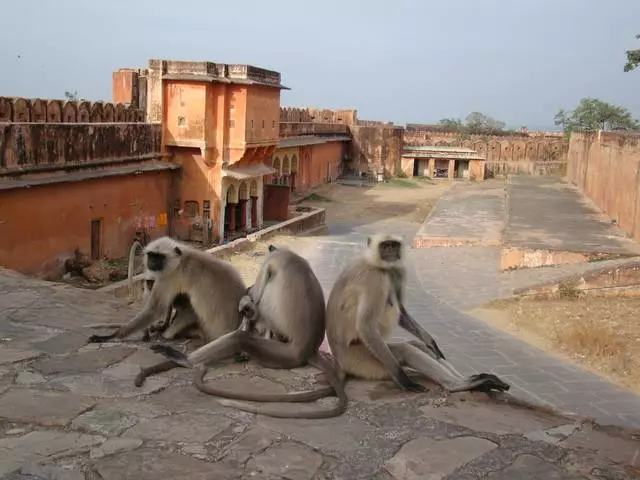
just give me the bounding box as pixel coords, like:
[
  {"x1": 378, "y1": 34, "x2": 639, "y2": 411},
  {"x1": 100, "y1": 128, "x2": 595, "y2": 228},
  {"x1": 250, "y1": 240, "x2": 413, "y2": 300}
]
[
  {"x1": 150, "y1": 244, "x2": 349, "y2": 419},
  {"x1": 85, "y1": 236, "x2": 246, "y2": 385},
  {"x1": 325, "y1": 234, "x2": 511, "y2": 395}
]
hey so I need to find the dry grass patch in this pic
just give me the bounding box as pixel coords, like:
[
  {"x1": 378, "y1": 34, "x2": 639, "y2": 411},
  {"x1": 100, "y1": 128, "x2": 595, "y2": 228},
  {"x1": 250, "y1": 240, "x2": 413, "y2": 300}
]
[{"x1": 476, "y1": 296, "x2": 640, "y2": 393}]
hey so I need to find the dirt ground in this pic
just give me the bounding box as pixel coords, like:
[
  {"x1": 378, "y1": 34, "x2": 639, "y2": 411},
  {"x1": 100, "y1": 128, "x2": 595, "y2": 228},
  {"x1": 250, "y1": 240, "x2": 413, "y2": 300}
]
[
  {"x1": 471, "y1": 295, "x2": 640, "y2": 394},
  {"x1": 297, "y1": 177, "x2": 451, "y2": 226}
]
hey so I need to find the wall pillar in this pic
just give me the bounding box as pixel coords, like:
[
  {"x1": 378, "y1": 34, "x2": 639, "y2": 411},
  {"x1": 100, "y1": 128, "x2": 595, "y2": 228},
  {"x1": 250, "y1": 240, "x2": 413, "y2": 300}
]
[
  {"x1": 428, "y1": 158, "x2": 435, "y2": 177},
  {"x1": 228, "y1": 203, "x2": 237, "y2": 232},
  {"x1": 448, "y1": 159, "x2": 455, "y2": 179},
  {"x1": 238, "y1": 199, "x2": 248, "y2": 232},
  {"x1": 250, "y1": 196, "x2": 259, "y2": 230},
  {"x1": 290, "y1": 172, "x2": 297, "y2": 192}
]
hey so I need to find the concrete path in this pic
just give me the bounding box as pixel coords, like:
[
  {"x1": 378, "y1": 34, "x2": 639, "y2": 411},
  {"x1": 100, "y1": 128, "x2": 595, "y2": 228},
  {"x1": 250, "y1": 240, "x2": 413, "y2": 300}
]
[{"x1": 1, "y1": 267, "x2": 640, "y2": 479}]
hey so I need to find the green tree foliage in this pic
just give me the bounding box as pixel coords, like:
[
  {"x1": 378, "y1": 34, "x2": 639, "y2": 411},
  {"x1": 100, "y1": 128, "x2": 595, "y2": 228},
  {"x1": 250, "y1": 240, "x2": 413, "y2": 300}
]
[
  {"x1": 64, "y1": 90, "x2": 79, "y2": 100},
  {"x1": 437, "y1": 112, "x2": 507, "y2": 135},
  {"x1": 624, "y1": 34, "x2": 640, "y2": 72},
  {"x1": 554, "y1": 98, "x2": 639, "y2": 134}
]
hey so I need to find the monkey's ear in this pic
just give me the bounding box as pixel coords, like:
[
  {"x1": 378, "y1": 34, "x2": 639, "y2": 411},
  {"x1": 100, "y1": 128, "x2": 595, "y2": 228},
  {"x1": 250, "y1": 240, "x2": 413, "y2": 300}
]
[
  {"x1": 174, "y1": 246, "x2": 182, "y2": 256},
  {"x1": 366, "y1": 237, "x2": 371, "y2": 247},
  {"x1": 268, "y1": 245, "x2": 277, "y2": 252}
]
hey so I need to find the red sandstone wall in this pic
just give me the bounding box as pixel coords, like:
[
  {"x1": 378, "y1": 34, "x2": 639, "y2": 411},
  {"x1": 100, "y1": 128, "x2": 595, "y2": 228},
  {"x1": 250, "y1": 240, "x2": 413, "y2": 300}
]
[
  {"x1": 0, "y1": 123, "x2": 161, "y2": 172},
  {"x1": 403, "y1": 129, "x2": 567, "y2": 177},
  {"x1": 567, "y1": 131, "x2": 640, "y2": 241},
  {"x1": 296, "y1": 141, "x2": 346, "y2": 192},
  {"x1": 0, "y1": 97, "x2": 145, "y2": 123},
  {"x1": 0, "y1": 170, "x2": 176, "y2": 274},
  {"x1": 350, "y1": 125, "x2": 404, "y2": 177}
]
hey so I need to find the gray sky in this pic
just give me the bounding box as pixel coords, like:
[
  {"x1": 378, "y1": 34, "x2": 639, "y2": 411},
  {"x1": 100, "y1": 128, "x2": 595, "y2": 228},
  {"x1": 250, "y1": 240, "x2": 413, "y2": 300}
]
[{"x1": 2, "y1": 0, "x2": 639, "y2": 130}]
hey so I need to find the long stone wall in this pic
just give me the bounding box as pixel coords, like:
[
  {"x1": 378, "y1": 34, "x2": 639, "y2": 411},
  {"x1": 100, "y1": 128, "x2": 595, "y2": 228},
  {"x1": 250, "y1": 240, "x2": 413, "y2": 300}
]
[
  {"x1": 0, "y1": 123, "x2": 161, "y2": 174},
  {"x1": 0, "y1": 96, "x2": 159, "y2": 175},
  {"x1": 567, "y1": 131, "x2": 640, "y2": 241},
  {"x1": 0, "y1": 97, "x2": 145, "y2": 123},
  {"x1": 404, "y1": 128, "x2": 568, "y2": 177}
]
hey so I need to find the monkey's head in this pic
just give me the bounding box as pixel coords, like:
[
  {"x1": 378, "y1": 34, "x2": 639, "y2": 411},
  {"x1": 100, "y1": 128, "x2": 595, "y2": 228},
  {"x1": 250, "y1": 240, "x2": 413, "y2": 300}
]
[
  {"x1": 143, "y1": 236, "x2": 185, "y2": 275},
  {"x1": 366, "y1": 234, "x2": 404, "y2": 269}
]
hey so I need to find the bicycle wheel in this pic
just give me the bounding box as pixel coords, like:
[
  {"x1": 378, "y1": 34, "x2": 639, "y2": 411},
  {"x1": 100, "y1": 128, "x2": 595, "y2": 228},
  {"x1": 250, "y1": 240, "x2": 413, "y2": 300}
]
[{"x1": 127, "y1": 240, "x2": 146, "y2": 297}]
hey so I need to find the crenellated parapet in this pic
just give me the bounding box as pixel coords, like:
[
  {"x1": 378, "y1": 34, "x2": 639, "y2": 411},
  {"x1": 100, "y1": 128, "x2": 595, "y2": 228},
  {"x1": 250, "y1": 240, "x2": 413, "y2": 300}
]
[
  {"x1": 280, "y1": 106, "x2": 358, "y2": 125},
  {"x1": 0, "y1": 97, "x2": 146, "y2": 123}
]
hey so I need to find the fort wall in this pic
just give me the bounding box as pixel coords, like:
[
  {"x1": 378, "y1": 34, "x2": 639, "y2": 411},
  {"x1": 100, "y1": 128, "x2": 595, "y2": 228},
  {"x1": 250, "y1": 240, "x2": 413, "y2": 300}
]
[
  {"x1": 567, "y1": 131, "x2": 640, "y2": 241},
  {"x1": 404, "y1": 128, "x2": 568, "y2": 177}
]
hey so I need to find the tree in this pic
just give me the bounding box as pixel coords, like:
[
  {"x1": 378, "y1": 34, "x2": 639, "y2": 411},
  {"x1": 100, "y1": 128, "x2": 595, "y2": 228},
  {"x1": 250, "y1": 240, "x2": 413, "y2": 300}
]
[
  {"x1": 465, "y1": 112, "x2": 506, "y2": 134},
  {"x1": 554, "y1": 98, "x2": 639, "y2": 134},
  {"x1": 437, "y1": 112, "x2": 507, "y2": 135},
  {"x1": 438, "y1": 118, "x2": 464, "y2": 131},
  {"x1": 64, "y1": 90, "x2": 79, "y2": 100},
  {"x1": 624, "y1": 34, "x2": 640, "y2": 72}
]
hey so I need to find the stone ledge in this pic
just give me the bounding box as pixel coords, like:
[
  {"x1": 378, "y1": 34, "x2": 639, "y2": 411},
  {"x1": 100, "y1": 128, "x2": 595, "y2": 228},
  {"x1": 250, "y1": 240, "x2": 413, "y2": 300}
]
[{"x1": 98, "y1": 206, "x2": 326, "y2": 299}]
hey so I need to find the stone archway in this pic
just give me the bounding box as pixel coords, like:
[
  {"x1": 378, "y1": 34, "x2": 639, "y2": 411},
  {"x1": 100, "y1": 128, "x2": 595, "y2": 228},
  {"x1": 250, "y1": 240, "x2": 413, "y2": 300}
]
[{"x1": 282, "y1": 155, "x2": 290, "y2": 186}]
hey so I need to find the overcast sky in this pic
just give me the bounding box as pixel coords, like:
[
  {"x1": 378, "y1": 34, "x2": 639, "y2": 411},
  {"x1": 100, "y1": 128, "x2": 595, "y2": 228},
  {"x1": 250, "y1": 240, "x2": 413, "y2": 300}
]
[{"x1": 1, "y1": 0, "x2": 639, "y2": 129}]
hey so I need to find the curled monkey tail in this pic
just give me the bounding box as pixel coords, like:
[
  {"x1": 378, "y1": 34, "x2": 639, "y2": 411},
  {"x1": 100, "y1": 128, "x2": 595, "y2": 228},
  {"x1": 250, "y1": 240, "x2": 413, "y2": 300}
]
[{"x1": 193, "y1": 365, "x2": 334, "y2": 403}]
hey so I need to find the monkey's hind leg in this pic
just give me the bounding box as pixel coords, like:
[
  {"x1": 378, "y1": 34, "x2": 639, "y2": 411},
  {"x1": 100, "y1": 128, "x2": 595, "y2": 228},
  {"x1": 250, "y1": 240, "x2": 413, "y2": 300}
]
[{"x1": 390, "y1": 342, "x2": 510, "y2": 393}]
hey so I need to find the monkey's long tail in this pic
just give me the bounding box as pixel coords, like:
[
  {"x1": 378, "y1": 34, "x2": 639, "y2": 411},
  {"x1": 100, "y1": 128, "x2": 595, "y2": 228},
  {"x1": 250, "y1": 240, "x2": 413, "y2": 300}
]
[
  {"x1": 193, "y1": 365, "x2": 334, "y2": 403},
  {"x1": 207, "y1": 353, "x2": 349, "y2": 419}
]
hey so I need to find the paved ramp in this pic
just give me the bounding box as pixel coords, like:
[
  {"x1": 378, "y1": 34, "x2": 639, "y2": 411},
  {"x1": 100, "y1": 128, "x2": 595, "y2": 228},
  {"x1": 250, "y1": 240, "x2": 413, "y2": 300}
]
[
  {"x1": 505, "y1": 176, "x2": 640, "y2": 254},
  {"x1": 413, "y1": 180, "x2": 506, "y2": 247}
]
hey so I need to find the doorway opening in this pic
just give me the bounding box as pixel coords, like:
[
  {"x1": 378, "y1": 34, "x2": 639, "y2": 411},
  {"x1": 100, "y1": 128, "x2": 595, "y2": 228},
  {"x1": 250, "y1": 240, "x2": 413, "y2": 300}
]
[{"x1": 455, "y1": 160, "x2": 470, "y2": 179}]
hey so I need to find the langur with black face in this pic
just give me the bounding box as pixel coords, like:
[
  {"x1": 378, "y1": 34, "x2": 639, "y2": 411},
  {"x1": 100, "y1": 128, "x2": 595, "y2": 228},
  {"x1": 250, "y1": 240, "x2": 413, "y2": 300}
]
[
  {"x1": 85, "y1": 236, "x2": 246, "y2": 385},
  {"x1": 151, "y1": 244, "x2": 348, "y2": 419},
  {"x1": 325, "y1": 234, "x2": 511, "y2": 395}
]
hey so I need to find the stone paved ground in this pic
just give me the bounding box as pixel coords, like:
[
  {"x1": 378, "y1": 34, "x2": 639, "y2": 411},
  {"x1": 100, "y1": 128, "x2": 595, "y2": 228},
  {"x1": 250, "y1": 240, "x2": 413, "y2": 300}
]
[
  {"x1": 2, "y1": 179, "x2": 640, "y2": 479},
  {"x1": 1, "y1": 266, "x2": 640, "y2": 479}
]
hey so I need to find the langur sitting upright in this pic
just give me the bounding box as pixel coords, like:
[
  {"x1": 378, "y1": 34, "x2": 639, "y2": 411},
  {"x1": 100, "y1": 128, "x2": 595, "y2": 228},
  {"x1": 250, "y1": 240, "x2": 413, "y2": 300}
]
[{"x1": 325, "y1": 234, "x2": 510, "y2": 395}]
